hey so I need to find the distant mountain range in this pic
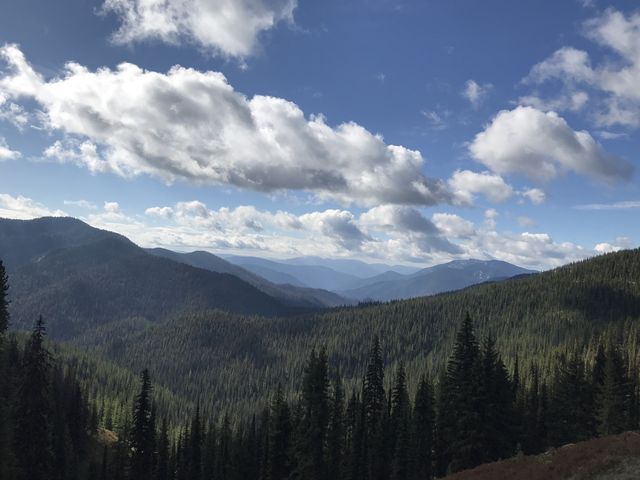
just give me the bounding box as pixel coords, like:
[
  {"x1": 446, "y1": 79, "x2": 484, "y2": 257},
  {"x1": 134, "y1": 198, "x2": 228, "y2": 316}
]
[
  {"x1": 338, "y1": 259, "x2": 537, "y2": 301},
  {"x1": 0, "y1": 216, "x2": 536, "y2": 340},
  {"x1": 222, "y1": 254, "x2": 536, "y2": 301}
]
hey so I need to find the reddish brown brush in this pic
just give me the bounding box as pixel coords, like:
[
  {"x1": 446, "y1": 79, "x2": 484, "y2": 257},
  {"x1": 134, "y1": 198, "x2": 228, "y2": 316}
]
[{"x1": 444, "y1": 432, "x2": 640, "y2": 480}]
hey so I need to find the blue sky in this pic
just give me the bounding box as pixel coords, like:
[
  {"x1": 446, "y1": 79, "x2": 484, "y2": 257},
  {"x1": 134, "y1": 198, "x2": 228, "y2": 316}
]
[{"x1": 0, "y1": 0, "x2": 639, "y2": 269}]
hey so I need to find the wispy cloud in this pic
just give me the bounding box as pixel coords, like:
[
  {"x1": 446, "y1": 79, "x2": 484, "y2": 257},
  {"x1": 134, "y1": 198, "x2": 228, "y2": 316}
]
[{"x1": 576, "y1": 201, "x2": 640, "y2": 210}]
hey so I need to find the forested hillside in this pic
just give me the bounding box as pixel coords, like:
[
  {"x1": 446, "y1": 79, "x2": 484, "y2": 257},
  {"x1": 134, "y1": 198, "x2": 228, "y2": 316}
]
[
  {"x1": 69, "y1": 247, "x2": 640, "y2": 414},
  {"x1": 0, "y1": 217, "x2": 304, "y2": 338},
  {"x1": 147, "y1": 247, "x2": 350, "y2": 308}
]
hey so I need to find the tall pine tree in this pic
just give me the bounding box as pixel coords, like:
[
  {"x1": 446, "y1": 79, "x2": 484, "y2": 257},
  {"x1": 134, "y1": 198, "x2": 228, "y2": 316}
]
[
  {"x1": 131, "y1": 369, "x2": 155, "y2": 480},
  {"x1": 14, "y1": 316, "x2": 53, "y2": 480}
]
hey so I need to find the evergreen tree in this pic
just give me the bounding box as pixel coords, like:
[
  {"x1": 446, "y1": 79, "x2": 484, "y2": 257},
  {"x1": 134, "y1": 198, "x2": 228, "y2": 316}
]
[
  {"x1": 268, "y1": 385, "x2": 291, "y2": 480},
  {"x1": 327, "y1": 368, "x2": 345, "y2": 480},
  {"x1": 412, "y1": 375, "x2": 434, "y2": 480},
  {"x1": 344, "y1": 389, "x2": 364, "y2": 480},
  {"x1": 131, "y1": 369, "x2": 155, "y2": 480},
  {"x1": 189, "y1": 405, "x2": 203, "y2": 480},
  {"x1": 479, "y1": 335, "x2": 516, "y2": 463},
  {"x1": 294, "y1": 348, "x2": 330, "y2": 480},
  {"x1": 363, "y1": 336, "x2": 386, "y2": 480},
  {"x1": 596, "y1": 345, "x2": 628, "y2": 435},
  {"x1": 14, "y1": 316, "x2": 53, "y2": 480},
  {"x1": 0, "y1": 260, "x2": 8, "y2": 336},
  {"x1": 548, "y1": 352, "x2": 594, "y2": 446},
  {"x1": 156, "y1": 418, "x2": 170, "y2": 480},
  {"x1": 203, "y1": 421, "x2": 217, "y2": 480},
  {"x1": 0, "y1": 260, "x2": 12, "y2": 479},
  {"x1": 390, "y1": 362, "x2": 411, "y2": 480},
  {"x1": 437, "y1": 314, "x2": 483, "y2": 474}
]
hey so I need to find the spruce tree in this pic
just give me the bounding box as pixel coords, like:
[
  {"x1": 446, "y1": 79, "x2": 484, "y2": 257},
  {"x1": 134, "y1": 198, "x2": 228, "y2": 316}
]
[
  {"x1": 412, "y1": 375, "x2": 434, "y2": 480},
  {"x1": 294, "y1": 348, "x2": 330, "y2": 480},
  {"x1": 390, "y1": 362, "x2": 411, "y2": 480},
  {"x1": 437, "y1": 313, "x2": 483, "y2": 474},
  {"x1": 364, "y1": 336, "x2": 386, "y2": 480},
  {"x1": 0, "y1": 260, "x2": 8, "y2": 336},
  {"x1": 0, "y1": 260, "x2": 12, "y2": 479},
  {"x1": 327, "y1": 368, "x2": 345, "y2": 480},
  {"x1": 156, "y1": 418, "x2": 170, "y2": 480},
  {"x1": 268, "y1": 384, "x2": 291, "y2": 480},
  {"x1": 479, "y1": 335, "x2": 516, "y2": 463},
  {"x1": 548, "y1": 352, "x2": 594, "y2": 446},
  {"x1": 189, "y1": 405, "x2": 203, "y2": 480},
  {"x1": 14, "y1": 316, "x2": 53, "y2": 480},
  {"x1": 131, "y1": 369, "x2": 155, "y2": 480},
  {"x1": 596, "y1": 345, "x2": 628, "y2": 435}
]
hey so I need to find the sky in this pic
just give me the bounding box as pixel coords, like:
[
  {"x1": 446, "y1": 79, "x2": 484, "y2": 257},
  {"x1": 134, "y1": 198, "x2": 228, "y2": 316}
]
[{"x1": 0, "y1": 0, "x2": 639, "y2": 270}]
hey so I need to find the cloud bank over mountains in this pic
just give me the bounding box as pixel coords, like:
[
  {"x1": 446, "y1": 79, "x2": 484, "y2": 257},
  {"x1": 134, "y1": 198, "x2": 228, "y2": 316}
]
[{"x1": 0, "y1": 7, "x2": 637, "y2": 268}]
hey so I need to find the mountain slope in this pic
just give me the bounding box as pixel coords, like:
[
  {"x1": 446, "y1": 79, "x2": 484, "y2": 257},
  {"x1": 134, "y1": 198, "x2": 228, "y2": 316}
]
[
  {"x1": 341, "y1": 259, "x2": 536, "y2": 301},
  {"x1": 147, "y1": 247, "x2": 350, "y2": 307},
  {"x1": 279, "y1": 256, "x2": 420, "y2": 277},
  {"x1": 223, "y1": 254, "x2": 364, "y2": 290},
  {"x1": 68, "y1": 248, "x2": 640, "y2": 414},
  {"x1": 0, "y1": 217, "x2": 299, "y2": 338}
]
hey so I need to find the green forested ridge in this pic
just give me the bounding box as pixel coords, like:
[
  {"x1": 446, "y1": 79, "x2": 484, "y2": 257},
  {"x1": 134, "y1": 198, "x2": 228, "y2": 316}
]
[
  {"x1": 61, "y1": 247, "x2": 640, "y2": 415},
  {"x1": 0, "y1": 217, "x2": 305, "y2": 339},
  {"x1": 2, "y1": 248, "x2": 640, "y2": 479},
  {"x1": 147, "y1": 247, "x2": 350, "y2": 308}
]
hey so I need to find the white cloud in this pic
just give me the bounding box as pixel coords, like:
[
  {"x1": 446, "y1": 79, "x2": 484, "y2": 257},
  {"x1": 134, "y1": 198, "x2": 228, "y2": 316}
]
[
  {"x1": 299, "y1": 210, "x2": 369, "y2": 250},
  {"x1": 576, "y1": 200, "x2": 640, "y2": 210},
  {"x1": 526, "y1": 47, "x2": 594, "y2": 85},
  {"x1": 101, "y1": 0, "x2": 297, "y2": 58},
  {"x1": 145, "y1": 206, "x2": 175, "y2": 219},
  {"x1": 0, "y1": 194, "x2": 66, "y2": 219},
  {"x1": 0, "y1": 193, "x2": 619, "y2": 270},
  {"x1": 0, "y1": 45, "x2": 454, "y2": 208},
  {"x1": 432, "y1": 213, "x2": 475, "y2": 238},
  {"x1": 0, "y1": 137, "x2": 20, "y2": 160},
  {"x1": 0, "y1": 92, "x2": 29, "y2": 129},
  {"x1": 520, "y1": 188, "x2": 546, "y2": 205},
  {"x1": 517, "y1": 91, "x2": 589, "y2": 112},
  {"x1": 63, "y1": 199, "x2": 97, "y2": 210},
  {"x1": 594, "y1": 237, "x2": 633, "y2": 253},
  {"x1": 469, "y1": 106, "x2": 632, "y2": 182},
  {"x1": 525, "y1": 9, "x2": 640, "y2": 128},
  {"x1": 462, "y1": 80, "x2": 492, "y2": 108},
  {"x1": 421, "y1": 109, "x2": 450, "y2": 130},
  {"x1": 595, "y1": 131, "x2": 628, "y2": 140},
  {"x1": 448, "y1": 169, "x2": 514, "y2": 204}
]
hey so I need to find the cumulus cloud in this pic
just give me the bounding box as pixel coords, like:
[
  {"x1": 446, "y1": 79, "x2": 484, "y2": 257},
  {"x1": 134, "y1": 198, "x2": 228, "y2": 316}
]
[
  {"x1": 469, "y1": 106, "x2": 632, "y2": 182},
  {"x1": 102, "y1": 0, "x2": 297, "y2": 58},
  {"x1": 0, "y1": 193, "x2": 66, "y2": 219},
  {"x1": 462, "y1": 80, "x2": 492, "y2": 108},
  {"x1": 431, "y1": 213, "x2": 475, "y2": 238},
  {"x1": 525, "y1": 9, "x2": 640, "y2": 128},
  {"x1": 0, "y1": 45, "x2": 454, "y2": 208},
  {"x1": 360, "y1": 205, "x2": 462, "y2": 254},
  {"x1": 448, "y1": 169, "x2": 514, "y2": 204},
  {"x1": 0, "y1": 137, "x2": 20, "y2": 160},
  {"x1": 594, "y1": 237, "x2": 633, "y2": 253},
  {"x1": 299, "y1": 210, "x2": 369, "y2": 250}
]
